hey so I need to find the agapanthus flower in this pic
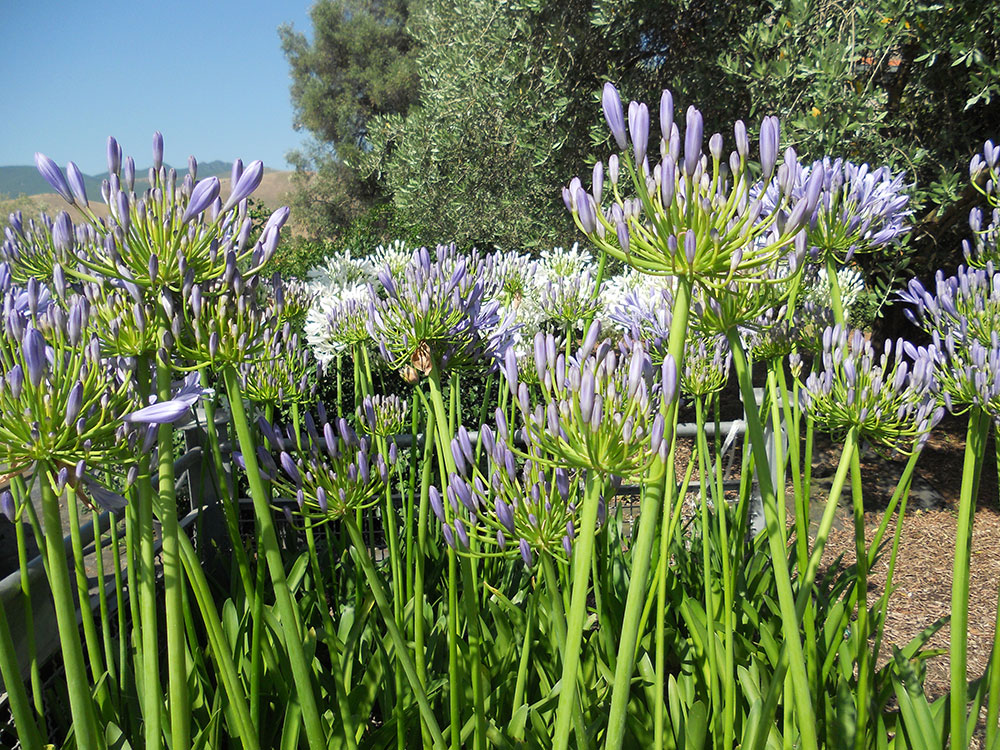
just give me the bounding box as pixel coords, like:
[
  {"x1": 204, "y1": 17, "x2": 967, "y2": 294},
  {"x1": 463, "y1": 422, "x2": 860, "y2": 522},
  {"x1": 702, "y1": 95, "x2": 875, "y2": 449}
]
[
  {"x1": 0, "y1": 281, "x2": 145, "y2": 478},
  {"x1": 267, "y1": 274, "x2": 318, "y2": 327},
  {"x1": 260, "y1": 406, "x2": 390, "y2": 522},
  {"x1": 898, "y1": 263, "x2": 1000, "y2": 349},
  {"x1": 681, "y1": 336, "x2": 731, "y2": 397},
  {"x1": 918, "y1": 333, "x2": 1000, "y2": 422},
  {"x1": 124, "y1": 373, "x2": 212, "y2": 426},
  {"x1": 369, "y1": 245, "x2": 517, "y2": 375},
  {"x1": 240, "y1": 323, "x2": 319, "y2": 406},
  {"x1": 801, "y1": 265, "x2": 865, "y2": 318},
  {"x1": 566, "y1": 83, "x2": 808, "y2": 294},
  {"x1": 306, "y1": 249, "x2": 377, "y2": 295},
  {"x1": 369, "y1": 239, "x2": 414, "y2": 277},
  {"x1": 357, "y1": 394, "x2": 409, "y2": 438},
  {"x1": 2, "y1": 210, "x2": 74, "y2": 284},
  {"x1": 965, "y1": 140, "x2": 1000, "y2": 267},
  {"x1": 180, "y1": 269, "x2": 277, "y2": 366},
  {"x1": 801, "y1": 326, "x2": 942, "y2": 454},
  {"x1": 537, "y1": 274, "x2": 602, "y2": 332},
  {"x1": 537, "y1": 243, "x2": 595, "y2": 283},
  {"x1": 432, "y1": 427, "x2": 595, "y2": 566},
  {"x1": 761, "y1": 157, "x2": 911, "y2": 263},
  {"x1": 505, "y1": 322, "x2": 676, "y2": 481},
  {"x1": 30, "y1": 136, "x2": 287, "y2": 294},
  {"x1": 304, "y1": 294, "x2": 373, "y2": 363}
]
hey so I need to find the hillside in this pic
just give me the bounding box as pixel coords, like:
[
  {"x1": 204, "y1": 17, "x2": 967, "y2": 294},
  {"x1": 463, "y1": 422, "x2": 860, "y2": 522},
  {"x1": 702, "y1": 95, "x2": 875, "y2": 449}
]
[
  {"x1": 1, "y1": 169, "x2": 298, "y2": 228},
  {"x1": 0, "y1": 161, "x2": 237, "y2": 201}
]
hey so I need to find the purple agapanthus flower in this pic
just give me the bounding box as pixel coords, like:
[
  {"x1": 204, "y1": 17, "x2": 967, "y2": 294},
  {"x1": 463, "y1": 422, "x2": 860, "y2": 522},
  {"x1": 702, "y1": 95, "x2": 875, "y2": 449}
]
[
  {"x1": 761, "y1": 157, "x2": 912, "y2": 262},
  {"x1": 369, "y1": 244, "x2": 518, "y2": 376}
]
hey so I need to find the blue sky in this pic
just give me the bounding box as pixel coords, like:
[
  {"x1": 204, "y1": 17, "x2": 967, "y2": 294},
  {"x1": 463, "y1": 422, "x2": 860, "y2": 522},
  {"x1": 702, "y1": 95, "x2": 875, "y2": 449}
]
[{"x1": 0, "y1": 0, "x2": 315, "y2": 174}]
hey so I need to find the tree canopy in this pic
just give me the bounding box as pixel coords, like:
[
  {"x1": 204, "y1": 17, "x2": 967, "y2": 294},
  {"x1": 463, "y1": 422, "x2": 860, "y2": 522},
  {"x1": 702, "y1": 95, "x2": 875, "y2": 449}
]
[{"x1": 282, "y1": 0, "x2": 1000, "y2": 271}]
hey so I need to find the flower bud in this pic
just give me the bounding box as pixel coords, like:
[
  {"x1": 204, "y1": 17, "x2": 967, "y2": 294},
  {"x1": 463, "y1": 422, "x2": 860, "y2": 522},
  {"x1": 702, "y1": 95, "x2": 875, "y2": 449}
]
[
  {"x1": 152, "y1": 132, "x2": 164, "y2": 170},
  {"x1": 683, "y1": 106, "x2": 704, "y2": 177},
  {"x1": 629, "y1": 101, "x2": 649, "y2": 166},
  {"x1": 22, "y1": 327, "x2": 46, "y2": 387},
  {"x1": 519, "y1": 538, "x2": 533, "y2": 567},
  {"x1": 107, "y1": 137, "x2": 122, "y2": 175},
  {"x1": 66, "y1": 162, "x2": 89, "y2": 206},
  {"x1": 35, "y1": 153, "x2": 74, "y2": 203},
  {"x1": 429, "y1": 486, "x2": 445, "y2": 523},
  {"x1": 181, "y1": 177, "x2": 221, "y2": 224},
  {"x1": 223, "y1": 160, "x2": 264, "y2": 212},
  {"x1": 602, "y1": 82, "x2": 627, "y2": 151},
  {"x1": 659, "y1": 90, "x2": 674, "y2": 141}
]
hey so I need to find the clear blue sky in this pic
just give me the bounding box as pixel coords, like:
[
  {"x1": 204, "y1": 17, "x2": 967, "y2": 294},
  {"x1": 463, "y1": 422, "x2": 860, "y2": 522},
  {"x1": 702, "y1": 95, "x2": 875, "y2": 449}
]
[{"x1": 0, "y1": 0, "x2": 315, "y2": 174}]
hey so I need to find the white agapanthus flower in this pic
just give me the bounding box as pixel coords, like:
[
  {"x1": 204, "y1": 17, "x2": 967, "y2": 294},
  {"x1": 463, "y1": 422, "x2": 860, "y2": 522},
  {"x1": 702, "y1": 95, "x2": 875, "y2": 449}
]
[
  {"x1": 802, "y1": 265, "x2": 865, "y2": 315},
  {"x1": 538, "y1": 243, "x2": 595, "y2": 284},
  {"x1": 370, "y1": 239, "x2": 414, "y2": 277},
  {"x1": 307, "y1": 249, "x2": 377, "y2": 295}
]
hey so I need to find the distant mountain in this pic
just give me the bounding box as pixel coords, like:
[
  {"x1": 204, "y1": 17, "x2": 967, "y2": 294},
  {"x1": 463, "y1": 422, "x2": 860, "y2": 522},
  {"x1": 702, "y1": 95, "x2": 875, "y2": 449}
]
[{"x1": 0, "y1": 161, "x2": 235, "y2": 199}]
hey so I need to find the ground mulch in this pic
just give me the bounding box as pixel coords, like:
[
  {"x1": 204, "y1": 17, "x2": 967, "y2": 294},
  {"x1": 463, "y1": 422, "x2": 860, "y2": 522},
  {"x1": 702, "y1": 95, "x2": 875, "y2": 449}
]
[{"x1": 816, "y1": 412, "x2": 1000, "y2": 708}]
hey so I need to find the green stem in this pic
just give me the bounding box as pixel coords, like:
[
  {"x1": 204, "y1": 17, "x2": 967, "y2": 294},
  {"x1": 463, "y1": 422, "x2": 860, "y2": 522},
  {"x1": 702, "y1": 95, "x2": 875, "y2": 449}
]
[
  {"x1": 156, "y1": 347, "x2": 190, "y2": 750},
  {"x1": 65, "y1": 485, "x2": 109, "y2": 708},
  {"x1": 91, "y1": 508, "x2": 119, "y2": 708},
  {"x1": 0, "y1": 579, "x2": 43, "y2": 750},
  {"x1": 39, "y1": 464, "x2": 100, "y2": 750},
  {"x1": 951, "y1": 407, "x2": 990, "y2": 749},
  {"x1": 850, "y1": 447, "x2": 870, "y2": 750},
  {"x1": 426, "y1": 367, "x2": 487, "y2": 750},
  {"x1": 223, "y1": 365, "x2": 328, "y2": 749},
  {"x1": 694, "y1": 396, "x2": 723, "y2": 748},
  {"x1": 552, "y1": 471, "x2": 603, "y2": 750},
  {"x1": 726, "y1": 327, "x2": 818, "y2": 750},
  {"x1": 176, "y1": 530, "x2": 260, "y2": 750},
  {"x1": 606, "y1": 276, "x2": 693, "y2": 750},
  {"x1": 200, "y1": 367, "x2": 254, "y2": 601},
  {"x1": 343, "y1": 515, "x2": 447, "y2": 750},
  {"x1": 12, "y1": 481, "x2": 45, "y2": 727}
]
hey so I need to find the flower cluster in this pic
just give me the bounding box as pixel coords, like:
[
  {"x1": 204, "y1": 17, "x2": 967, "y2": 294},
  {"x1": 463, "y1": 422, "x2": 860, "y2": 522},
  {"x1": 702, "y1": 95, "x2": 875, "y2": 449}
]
[
  {"x1": 433, "y1": 424, "x2": 592, "y2": 567},
  {"x1": 369, "y1": 245, "x2": 516, "y2": 375},
  {"x1": 240, "y1": 323, "x2": 319, "y2": 406},
  {"x1": 801, "y1": 326, "x2": 941, "y2": 454},
  {"x1": 357, "y1": 394, "x2": 409, "y2": 438},
  {"x1": 505, "y1": 323, "x2": 675, "y2": 481},
  {"x1": 565, "y1": 83, "x2": 808, "y2": 293},
  {"x1": 259, "y1": 405, "x2": 390, "y2": 522},
  {"x1": 762, "y1": 158, "x2": 911, "y2": 263},
  {"x1": 898, "y1": 264, "x2": 1000, "y2": 349}
]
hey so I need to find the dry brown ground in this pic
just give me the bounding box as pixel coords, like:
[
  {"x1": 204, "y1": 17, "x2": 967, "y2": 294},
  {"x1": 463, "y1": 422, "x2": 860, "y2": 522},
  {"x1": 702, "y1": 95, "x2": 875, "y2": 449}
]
[{"x1": 816, "y1": 412, "x2": 1000, "y2": 703}]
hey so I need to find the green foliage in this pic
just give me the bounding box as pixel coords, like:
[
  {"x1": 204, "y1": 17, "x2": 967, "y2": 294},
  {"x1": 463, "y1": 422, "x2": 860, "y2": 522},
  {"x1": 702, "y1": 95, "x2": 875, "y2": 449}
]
[
  {"x1": 719, "y1": 0, "x2": 1000, "y2": 284},
  {"x1": 280, "y1": 0, "x2": 418, "y2": 159}
]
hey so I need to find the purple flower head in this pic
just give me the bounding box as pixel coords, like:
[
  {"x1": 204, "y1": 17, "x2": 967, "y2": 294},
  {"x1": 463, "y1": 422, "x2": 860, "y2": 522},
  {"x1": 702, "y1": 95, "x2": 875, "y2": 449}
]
[{"x1": 369, "y1": 245, "x2": 517, "y2": 375}]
